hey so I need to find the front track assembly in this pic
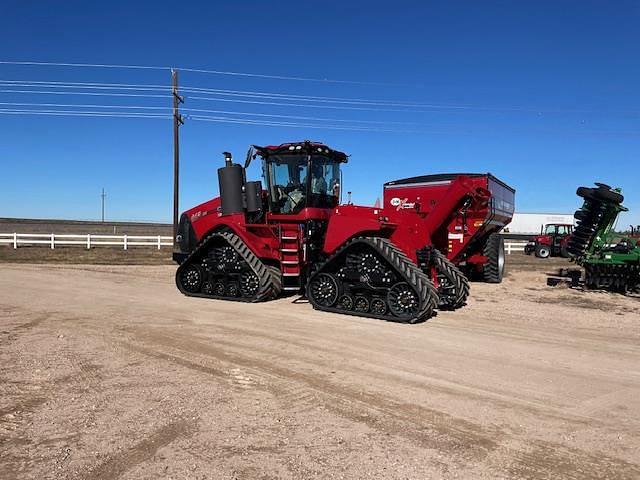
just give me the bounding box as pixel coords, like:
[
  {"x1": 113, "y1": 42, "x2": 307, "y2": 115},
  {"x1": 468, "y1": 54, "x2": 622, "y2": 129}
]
[
  {"x1": 176, "y1": 230, "x2": 281, "y2": 302},
  {"x1": 306, "y1": 237, "x2": 439, "y2": 323}
]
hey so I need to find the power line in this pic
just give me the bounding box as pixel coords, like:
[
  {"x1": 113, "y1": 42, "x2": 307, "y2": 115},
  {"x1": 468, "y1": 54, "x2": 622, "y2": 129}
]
[
  {"x1": 0, "y1": 101, "x2": 170, "y2": 111},
  {"x1": 1, "y1": 79, "x2": 454, "y2": 108},
  {"x1": 0, "y1": 108, "x2": 636, "y2": 136},
  {"x1": 183, "y1": 85, "x2": 473, "y2": 109},
  {"x1": 184, "y1": 107, "x2": 419, "y2": 125},
  {"x1": 187, "y1": 94, "x2": 442, "y2": 113},
  {"x1": 0, "y1": 106, "x2": 415, "y2": 131},
  {"x1": 0, "y1": 101, "x2": 421, "y2": 125},
  {"x1": 1, "y1": 79, "x2": 627, "y2": 115},
  {"x1": 0, "y1": 79, "x2": 460, "y2": 110},
  {"x1": 0, "y1": 86, "x2": 444, "y2": 113},
  {"x1": 0, "y1": 89, "x2": 170, "y2": 99},
  {"x1": 0, "y1": 60, "x2": 408, "y2": 86},
  {"x1": 0, "y1": 80, "x2": 169, "y2": 92},
  {"x1": 189, "y1": 115, "x2": 418, "y2": 132},
  {"x1": 0, "y1": 108, "x2": 170, "y2": 119}
]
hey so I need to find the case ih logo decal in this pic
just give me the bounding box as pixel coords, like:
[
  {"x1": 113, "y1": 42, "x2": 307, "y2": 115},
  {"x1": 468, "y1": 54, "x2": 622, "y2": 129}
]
[{"x1": 390, "y1": 197, "x2": 416, "y2": 211}]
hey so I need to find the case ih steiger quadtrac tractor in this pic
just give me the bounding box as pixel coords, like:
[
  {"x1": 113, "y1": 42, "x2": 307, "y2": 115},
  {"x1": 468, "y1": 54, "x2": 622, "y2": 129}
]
[
  {"x1": 566, "y1": 183, "x2": 640, "y2": 293},
  {"x1": 174, "y1": 141, "x2": 515, "y2": 323},
  {"x1": 524, "y1": 223, "x2": 574, "y2": 258}
]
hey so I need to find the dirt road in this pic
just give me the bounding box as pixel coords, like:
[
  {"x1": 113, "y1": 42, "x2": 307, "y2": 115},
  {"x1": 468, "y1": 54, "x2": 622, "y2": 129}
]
[{"x1": 1, "y1": 263, "x2": 639, "y2": 479}]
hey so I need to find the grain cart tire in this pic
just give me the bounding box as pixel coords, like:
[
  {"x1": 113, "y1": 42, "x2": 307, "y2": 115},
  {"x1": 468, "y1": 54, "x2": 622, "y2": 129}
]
[
  {"x1": 482, "y1": 233, "x2": 505, "y2": 283},
  {"x1": 535, "y1": 244, "x2": 551, "y2": 258}
]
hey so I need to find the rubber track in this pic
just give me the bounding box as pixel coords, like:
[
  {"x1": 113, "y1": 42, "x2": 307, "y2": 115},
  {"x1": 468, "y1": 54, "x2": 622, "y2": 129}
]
[
  {"x1": 433, "y1": 249, "x2": 470, "y2": 310},
  {"x1": 307, "y1": 237, "x2": 438, "y2": 324},
  {"x1": 176, "y1": 230, "x2": 278, "y2": 303}
]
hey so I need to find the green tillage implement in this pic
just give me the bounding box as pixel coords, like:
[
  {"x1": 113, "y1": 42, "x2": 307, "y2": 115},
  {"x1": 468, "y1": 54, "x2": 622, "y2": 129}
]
[{"x1": 566, "y1": 183, "x2": 640, "y2": 293}]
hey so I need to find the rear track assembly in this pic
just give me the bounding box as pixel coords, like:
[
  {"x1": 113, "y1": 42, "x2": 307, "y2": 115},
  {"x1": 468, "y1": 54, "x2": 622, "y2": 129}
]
[{"x1": 306, "y1": 237, "x2": 438, "y2": 323}]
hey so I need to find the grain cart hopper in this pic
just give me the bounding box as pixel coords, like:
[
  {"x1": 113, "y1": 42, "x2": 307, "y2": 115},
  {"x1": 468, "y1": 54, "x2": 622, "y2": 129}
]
[
  {"x1": 174, "y1": 141, "x2": 515, "y2": 323},
  {"x1": 567, "y1": 183, "x2": 640, "y2": 292}
]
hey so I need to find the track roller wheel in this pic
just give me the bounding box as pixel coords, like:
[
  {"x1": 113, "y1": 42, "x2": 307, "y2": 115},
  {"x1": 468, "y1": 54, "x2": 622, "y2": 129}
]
[
  {"x1": 337, "y1": 294, "x2": 354, "y2": 310},
  {"x1": 370, "y1": 298, "x2": 387, "y2": 315},
  {"x1": 354, "y1": 296, "x2": 370, "y2": 313},
  {"x1": 202, "y1": 282, "x2": 213, "y2": 295},
  {"x1": 226, "y1": 283, "x2": 239, "y2": 297},
  {"x1": 213, "y1": 282, "x2": 225, "y2": 296}
]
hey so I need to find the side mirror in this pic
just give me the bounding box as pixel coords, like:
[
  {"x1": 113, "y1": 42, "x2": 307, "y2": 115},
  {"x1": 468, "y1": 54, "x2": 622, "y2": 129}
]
[{"x1": 244, "y1": 146, "x2": 256, "y2": 169}]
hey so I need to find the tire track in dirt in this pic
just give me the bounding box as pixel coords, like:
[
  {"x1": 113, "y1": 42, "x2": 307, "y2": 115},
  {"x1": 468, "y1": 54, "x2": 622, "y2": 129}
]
[
  {"x1": 118, "y1": 327, "x2": 640, "y2": 479},
  {"x1": 132, "y1": 323, "x2": 640, "y2": 437},
  {"x1": 118, "y1": 330, "x2": 502, "y2": 465},
  {"x1": 75, "y1": 418, "x2": 197, "y2": 480}
]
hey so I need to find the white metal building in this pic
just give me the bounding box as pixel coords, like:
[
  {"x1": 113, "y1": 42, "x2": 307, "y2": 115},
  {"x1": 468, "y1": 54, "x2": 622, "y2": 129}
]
[{"x1": 504, "y1": 213, "x2": 575, "y2": 235}]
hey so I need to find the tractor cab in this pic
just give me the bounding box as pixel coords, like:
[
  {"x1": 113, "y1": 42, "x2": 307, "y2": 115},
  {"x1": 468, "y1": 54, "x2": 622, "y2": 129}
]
[{"x1": 253, "y1": 142, "x2": 347, "y2": 214}]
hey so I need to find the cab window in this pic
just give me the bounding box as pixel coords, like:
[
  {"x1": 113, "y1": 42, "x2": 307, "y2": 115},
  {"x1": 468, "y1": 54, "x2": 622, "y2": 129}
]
[
  {"x1": 308, "y1": 155, "x2": 341, "y2": 209},
  {"x1": 264, "y1": 155, "x2": 308, "y2": 214}
]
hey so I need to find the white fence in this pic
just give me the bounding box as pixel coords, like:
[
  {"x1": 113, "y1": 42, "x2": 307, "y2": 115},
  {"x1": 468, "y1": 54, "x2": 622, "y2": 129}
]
[
  {"x1": 504, "y1": 240, "x2": 527, "y2": 254},
  {"x1": 1, "y1": 232, "x2": 528, "y2": 254},
  {"x1": 0, "y1": 233, "x2": 173, "y2": 250}
]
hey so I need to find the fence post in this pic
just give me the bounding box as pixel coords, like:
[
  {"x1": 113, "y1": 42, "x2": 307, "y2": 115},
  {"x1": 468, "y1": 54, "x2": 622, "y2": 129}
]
[
  {"x1": 13, "y1": 232, "x2": 17, "y2": 249},
  {"x1": 157, "y1": 235, "x2": 161, "y2": 250},
  {"x1": 51, "y1": 233, "x2": 55, "y2": 249},
  {"x1": 87, "y1": 234, "x2": 91, "y2": 250},
  {"x1": 123, "y1": 234, "x2": 128, "y2": 251}
]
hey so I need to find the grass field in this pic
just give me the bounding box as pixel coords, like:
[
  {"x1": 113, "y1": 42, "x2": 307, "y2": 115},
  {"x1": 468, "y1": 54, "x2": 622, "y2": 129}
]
[{"x1": 0, "y1": 217, "x2": 171, "y2": 235}]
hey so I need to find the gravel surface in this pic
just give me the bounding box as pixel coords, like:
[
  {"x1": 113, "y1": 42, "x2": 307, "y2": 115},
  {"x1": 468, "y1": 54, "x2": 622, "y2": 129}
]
[{"x1": 1, "y1": 262, "x2": 639, "y2": 479}]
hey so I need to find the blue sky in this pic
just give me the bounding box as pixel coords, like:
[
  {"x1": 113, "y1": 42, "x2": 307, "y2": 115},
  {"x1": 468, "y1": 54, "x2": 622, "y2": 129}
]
[{"x1": 1, "y1": 0, "x2": 639, "y2": 226}]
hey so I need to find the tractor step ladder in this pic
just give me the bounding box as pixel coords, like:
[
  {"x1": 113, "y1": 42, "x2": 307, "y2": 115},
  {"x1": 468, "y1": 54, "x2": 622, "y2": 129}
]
[{"x1": 279, "y1": 225, "x2": 303, "y2": 292}]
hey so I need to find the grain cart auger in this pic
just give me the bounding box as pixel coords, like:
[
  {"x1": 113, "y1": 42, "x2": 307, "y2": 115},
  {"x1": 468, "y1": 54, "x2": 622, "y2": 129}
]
[
  {"x1": 174, "y1": 141, "x2": 515, "y2": 323},
  {"x1": 567, "y1": 183, "x2": 640, "y2": 293}
]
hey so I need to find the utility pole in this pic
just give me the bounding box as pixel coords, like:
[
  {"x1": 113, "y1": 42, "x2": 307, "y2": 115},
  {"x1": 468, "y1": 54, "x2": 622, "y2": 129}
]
[
  {"x1": 172, "y1": 69, "x2": 184, "y2": 249},
  {"x1": 101, "y1": 188, "x2": 106, "y2": 222}
]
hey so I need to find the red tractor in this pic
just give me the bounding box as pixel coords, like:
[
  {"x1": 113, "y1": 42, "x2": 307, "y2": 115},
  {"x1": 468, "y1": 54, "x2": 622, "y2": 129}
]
[
  {"x1": 524, "y1": 223, "x2": 574, "y2": 258},
  {"x1": 174, "y1": 141, "x2": 515, "y2": 323}
]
